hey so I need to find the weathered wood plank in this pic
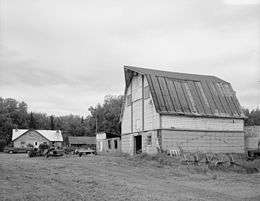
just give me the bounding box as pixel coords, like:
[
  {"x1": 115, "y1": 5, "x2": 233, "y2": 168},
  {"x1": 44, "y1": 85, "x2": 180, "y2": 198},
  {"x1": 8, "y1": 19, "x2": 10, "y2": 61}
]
[
  {"x1": 173, "y1": 80, "x2": 191, "y2": 114},
  {"x1": 165, "y1": 79, "x2": 182, "y2": 113}
]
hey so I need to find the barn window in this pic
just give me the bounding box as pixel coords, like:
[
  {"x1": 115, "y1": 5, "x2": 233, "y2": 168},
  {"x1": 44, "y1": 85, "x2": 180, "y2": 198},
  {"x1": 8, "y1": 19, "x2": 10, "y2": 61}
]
[
  {"x1": 108, "y1": 140, "x2": 111, "y2": 149},
  {"x1": 35, "y1": 142, "x2": 38, "y2": 146},
  {"x1": 147, "y1": 135, "x2": 152, "y2": 146},
  {"x1": 114, "y1": 140, "x2": 118, "y2": 149},
  {"x1": 126, "y1": 94, "x2": 132, "y2": 106},
  {"x1": 144, "y1": 86, "x2": 150, "y2": 99}
]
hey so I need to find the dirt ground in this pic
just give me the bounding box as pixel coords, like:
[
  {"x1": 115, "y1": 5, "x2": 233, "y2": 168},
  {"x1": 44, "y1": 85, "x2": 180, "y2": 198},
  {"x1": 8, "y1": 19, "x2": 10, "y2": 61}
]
[{"x1": 0, "y1": 153, "x2": 259, "y2": 201}]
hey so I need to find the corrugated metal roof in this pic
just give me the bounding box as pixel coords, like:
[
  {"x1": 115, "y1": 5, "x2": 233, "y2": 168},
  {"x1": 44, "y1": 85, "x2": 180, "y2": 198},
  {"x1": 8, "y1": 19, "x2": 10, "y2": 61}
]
[
  {"x1": 124, "y1": 66, "x2": 245, "y2": 119},
  {"x1": 12, "y1": 129, "x2": 63, "y2": 141},
  {"x1": 68, "y1": 136, "x2": 96, "y2": 145}
]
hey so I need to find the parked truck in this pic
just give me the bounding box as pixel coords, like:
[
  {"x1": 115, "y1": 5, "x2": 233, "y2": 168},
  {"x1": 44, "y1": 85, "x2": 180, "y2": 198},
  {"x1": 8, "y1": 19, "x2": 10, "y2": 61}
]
[{"x1": 28, "y1": 143, "x2": 64, "y2": 158}]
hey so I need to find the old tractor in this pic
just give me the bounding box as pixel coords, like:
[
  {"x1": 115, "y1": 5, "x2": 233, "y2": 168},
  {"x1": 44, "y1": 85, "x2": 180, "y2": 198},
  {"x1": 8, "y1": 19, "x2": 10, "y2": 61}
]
[{"x1": 28, "y1": 143, "x2": 64, "y2": 158}]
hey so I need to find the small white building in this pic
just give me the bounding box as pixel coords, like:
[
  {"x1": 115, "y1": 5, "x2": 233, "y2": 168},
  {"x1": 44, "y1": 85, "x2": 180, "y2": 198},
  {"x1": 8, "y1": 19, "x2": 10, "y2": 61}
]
[
  {"x1": 121, "y1": 66, "x2": 246, "y2": 155},
  {"x1": 245, "y1": 126, "x2": 260, "y2": 155},
  {"x1": 96, "y1": 132, "x2": 121, "y2": 154},
  {"x1": 12, "y1": 129, "x2": 63, "y2": 148}
]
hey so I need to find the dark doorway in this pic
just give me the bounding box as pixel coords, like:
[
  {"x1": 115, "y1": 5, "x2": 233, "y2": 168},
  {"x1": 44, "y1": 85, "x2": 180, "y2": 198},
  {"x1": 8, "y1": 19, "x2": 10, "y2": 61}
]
[{"x1": 134, "y1": 135, "x2": 142, "y2": 154}]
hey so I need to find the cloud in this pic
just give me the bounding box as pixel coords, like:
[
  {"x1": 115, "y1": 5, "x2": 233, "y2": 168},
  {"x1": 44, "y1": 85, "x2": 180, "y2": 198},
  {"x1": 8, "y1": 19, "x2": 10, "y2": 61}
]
[{"x1": 0, "y1": 0, "x2": 259, "y2": 115}]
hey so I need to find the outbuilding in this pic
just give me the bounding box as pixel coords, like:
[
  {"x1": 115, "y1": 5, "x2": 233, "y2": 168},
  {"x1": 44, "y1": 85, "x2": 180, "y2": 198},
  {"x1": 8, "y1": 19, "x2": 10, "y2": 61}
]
[
  {"x1": 96, "y1": 132, "x2": 121, "y2": 154},
  {"x1": 121, "y1": 66, "x2": 245, "y2": 155},
  {"x1": 245, "y1": 126, "x2": 260, "y2": 156},
  {"x1": 68, "y1": 136, "x2": 96, "y2": 149},
  {"x1": 12, "y1": 129, "x2": 63, "y2": 148}
]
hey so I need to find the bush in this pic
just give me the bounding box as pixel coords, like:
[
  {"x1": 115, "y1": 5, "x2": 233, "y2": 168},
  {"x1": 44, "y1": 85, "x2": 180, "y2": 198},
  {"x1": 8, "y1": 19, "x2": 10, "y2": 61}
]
[{"x1": 0, "y1": 140, "x2": 7, "y2": 152}]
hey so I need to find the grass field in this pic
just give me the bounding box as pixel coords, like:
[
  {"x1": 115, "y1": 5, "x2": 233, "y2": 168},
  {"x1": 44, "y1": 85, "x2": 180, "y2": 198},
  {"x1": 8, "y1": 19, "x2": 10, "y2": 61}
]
[{"x1": 0, "y1": 153, "x2": 259, "y2": 201}]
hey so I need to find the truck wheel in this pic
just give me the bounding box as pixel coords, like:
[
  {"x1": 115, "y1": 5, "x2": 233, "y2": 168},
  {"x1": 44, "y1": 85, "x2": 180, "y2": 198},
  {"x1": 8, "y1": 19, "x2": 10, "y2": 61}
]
[{"x1": 248, "y1": 151, "x2": 254, "y2": 158}]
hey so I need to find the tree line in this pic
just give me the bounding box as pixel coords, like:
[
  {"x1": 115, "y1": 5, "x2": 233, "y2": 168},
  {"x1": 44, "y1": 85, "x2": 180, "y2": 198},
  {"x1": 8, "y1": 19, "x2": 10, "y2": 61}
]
[
  {"x1": 0, "y1": 95, "x2": 124, "y2": 149},
  {"x1": 0, "y1": 96, "x2": 259, "y2": 149}
]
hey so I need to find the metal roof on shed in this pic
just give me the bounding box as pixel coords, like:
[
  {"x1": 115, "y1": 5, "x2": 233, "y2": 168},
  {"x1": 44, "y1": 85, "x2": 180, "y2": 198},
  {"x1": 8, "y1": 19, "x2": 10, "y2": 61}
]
[
  {"x1": 124, "y1": 66, "x2": 245, "y2": 119},
  {"x1": 68, "y1": 136, "x2": 96, "y2": 145}
]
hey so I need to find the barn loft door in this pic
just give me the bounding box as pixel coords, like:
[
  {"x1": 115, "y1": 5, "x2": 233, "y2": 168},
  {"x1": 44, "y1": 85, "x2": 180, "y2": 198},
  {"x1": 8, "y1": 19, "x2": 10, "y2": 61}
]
[{"x1": 134, "y1": 135, "x2": 142, "y2": 154}]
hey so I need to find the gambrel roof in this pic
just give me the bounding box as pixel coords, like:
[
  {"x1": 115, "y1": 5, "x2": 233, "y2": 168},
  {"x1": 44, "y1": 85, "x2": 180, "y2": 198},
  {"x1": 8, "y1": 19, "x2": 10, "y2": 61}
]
[
  {"x1": 12, "y1": 129, "x2": 63, "y2": 141},
  {"x1": 124, "y1": 66, "x2": 245, "y2": 119}
]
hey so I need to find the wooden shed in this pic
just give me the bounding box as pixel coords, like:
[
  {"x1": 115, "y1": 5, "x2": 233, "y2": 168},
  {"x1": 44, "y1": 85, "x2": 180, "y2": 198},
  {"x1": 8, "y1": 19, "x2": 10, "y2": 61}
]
[
  {"x1": 120, "y1": 66, "x2": 246, "y2": 155},
  {"x1": 68, "y1": 136, "x2": 96, "y2": 149}
]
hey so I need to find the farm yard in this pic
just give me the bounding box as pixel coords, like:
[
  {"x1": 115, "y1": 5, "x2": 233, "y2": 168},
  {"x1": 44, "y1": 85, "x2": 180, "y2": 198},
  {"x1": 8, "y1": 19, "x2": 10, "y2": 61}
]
[{"x1": 0, "y1": 153, "x2": 259, "y2": 201}]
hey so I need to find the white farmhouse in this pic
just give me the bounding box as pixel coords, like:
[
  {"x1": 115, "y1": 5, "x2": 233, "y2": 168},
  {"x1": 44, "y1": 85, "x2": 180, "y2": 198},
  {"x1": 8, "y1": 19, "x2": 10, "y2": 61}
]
[{"x1": 12, "y1": 129, "x2": 63, "y2": 148}]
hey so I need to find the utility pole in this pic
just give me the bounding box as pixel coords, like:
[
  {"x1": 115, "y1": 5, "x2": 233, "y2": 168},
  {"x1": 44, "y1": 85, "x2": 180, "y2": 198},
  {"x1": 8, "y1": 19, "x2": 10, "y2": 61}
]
[{"x1": 95, "y1": 113, "x2": 98, "y2": 134}]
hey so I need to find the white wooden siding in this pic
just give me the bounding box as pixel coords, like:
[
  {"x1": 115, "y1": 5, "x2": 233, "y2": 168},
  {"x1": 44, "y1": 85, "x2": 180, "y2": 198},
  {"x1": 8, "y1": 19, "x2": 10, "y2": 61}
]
[
  {"x1": 121, "y1": 83, "x2": 132, "y2": 134},
  {"x1": 161, "y1": 115, "x2": 244, "y2": 131},
  {"x1": 133, "y1": 100, "x2": 142, "y2": 132},
  {"x1": 161, "y1": 130, "x2": 244, "y2": 153},
  {"x1": 122, "y1": 106, "x2": 132, "y2": 134},
  {"x1": 14, "y1": 130, "x2": 49, "y2": 148},
  {"x1": 144, "y1": 98, "x2": 160, "y2": 130},
  {"x1": 141, "y1": 130, "x2": 159, "y2": 154},
  {"x1": 132, "y1": 75, "x2": 142, "y2": 101},
  {"x1": 121, "y1": 75, "x2": 160, "y2": 134},
  {"x1": 121, "y1": 134, "x2": 134, "y2": 154}
]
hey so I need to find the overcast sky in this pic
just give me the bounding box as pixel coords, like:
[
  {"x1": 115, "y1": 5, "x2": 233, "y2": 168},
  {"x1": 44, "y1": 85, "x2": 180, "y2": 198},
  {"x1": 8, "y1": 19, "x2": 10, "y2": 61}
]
[{"x1": 0, "y1": 0, "x2": 259, "y2": 116}]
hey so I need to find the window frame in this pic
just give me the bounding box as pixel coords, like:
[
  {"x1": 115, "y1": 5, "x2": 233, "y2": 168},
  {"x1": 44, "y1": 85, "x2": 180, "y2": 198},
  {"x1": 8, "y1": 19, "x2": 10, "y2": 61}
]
[
  {"x1": 108, "y1": 140, "x2": 111, "y2": 149},
  {"x1": 114, "y1": 140, "x2": 118, "y2": 149},
  {"x1": 147, "y1": 135, "x2": 152, "y2": 146}
]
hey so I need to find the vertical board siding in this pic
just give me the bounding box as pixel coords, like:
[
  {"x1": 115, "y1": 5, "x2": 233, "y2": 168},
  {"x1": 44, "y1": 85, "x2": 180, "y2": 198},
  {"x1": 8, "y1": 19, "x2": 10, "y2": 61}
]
[
  {"x1": 133, "y1": 100, "x2": 142, "y2": 132},
  {"x1": 146, "y1": 74, "x2": 160, "y2": 112},
  {"x1": 121, "y1": 134, "x2": 133, "y2": 155},
  {"x1": 174, "y1": 81, "x2": 191, "y2": 113},
  {"x1": 144, "y1": 76, "x2": 160, "y2": 130},
  {"x1": 122, "y1": 84, "x2": 132, "y2": 134},
  {"x1": 157, "y1": 77, "x2": 175, "y2": 112},
  {"x1": 201, "y1": 80, "x2": 218, "y2": 115},
  {"x1": 182, "y1": 82, "x2": 197, "y2": 114},
  {"x1": 207, "y1": 81, "x2": 225, "y2": 115},
  {"x1": 151, "y1": 75, "x2": 167, "y2": 111},
  {"x1": 187, "y1": 81, "x2": 205, "y2": 114},
  {"x1": 195, "y1": 81, "x2": 212, "y2": 115},
  {"x1": 213, "y1": 82, "x2": 229, "y2": 115},
  {"x1": 165, "y1": 79, "x2": 182, "y2": 113}
]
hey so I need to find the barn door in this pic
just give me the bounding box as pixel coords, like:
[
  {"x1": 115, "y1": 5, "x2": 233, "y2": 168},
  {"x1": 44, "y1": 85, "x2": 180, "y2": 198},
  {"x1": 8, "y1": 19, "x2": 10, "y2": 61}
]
[{"x1": 134, "y1": 135, "x2": 142, "y2": 154}]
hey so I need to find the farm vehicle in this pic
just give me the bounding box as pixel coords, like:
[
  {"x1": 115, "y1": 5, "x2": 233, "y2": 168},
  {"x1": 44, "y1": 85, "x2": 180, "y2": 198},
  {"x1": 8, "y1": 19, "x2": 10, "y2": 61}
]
[{"x1": 28, "y1": 143, "x2": 64, "y2": 158}]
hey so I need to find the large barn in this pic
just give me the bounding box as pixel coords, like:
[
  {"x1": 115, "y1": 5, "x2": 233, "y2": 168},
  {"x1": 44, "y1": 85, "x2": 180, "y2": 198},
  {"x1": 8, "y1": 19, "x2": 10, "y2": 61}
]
[{"x1": 120, "y1": 66, "x2": 246, "y2": 155}]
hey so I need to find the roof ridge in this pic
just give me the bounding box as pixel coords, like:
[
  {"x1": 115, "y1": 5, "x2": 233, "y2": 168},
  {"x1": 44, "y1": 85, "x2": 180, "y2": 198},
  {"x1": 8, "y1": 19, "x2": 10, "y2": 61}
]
[{"x1": 124, "y1": 65, "x2": 227, "y2": 82}]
